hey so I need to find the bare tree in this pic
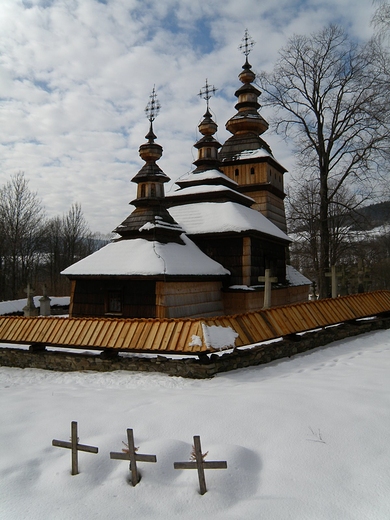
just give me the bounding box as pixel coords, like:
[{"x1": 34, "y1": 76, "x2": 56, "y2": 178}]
[
  {"x1": 0, "y1": 172, "x2": 45, "y2": 299},
  {"x1": 44, "y1": 203, "x2": 104, "y2": 294},
  {"x1": 372, "y1": 1, "x2": 390, "y2": 41},
  {"x1": 287, "y1": 177, "x2": 370, "y2": 294},
  {"x1": 258, "y1": 25, "x2": 390, "y2": 297}
]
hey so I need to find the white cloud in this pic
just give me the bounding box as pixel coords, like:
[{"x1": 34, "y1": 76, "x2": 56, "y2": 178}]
[{"x1": 0, "y1": 0, "x2": 376, "y2": 233}]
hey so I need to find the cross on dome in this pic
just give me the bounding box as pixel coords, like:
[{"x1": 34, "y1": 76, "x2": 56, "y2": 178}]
[
  {"x1": 239, "y1": 29, "x2": 255, "y2": 57},
  {"x1": 198, "y1": 79, "x2": 217, "y2": 111},
  {"x1": 145, "y1": 86, "x2": 160, "y2": 123}
]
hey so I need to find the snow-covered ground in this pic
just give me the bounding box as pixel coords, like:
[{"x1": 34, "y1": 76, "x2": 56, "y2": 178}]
[
  {"x1": 0, "y1": 297, "x2": 70, "y2": 316},
  {"x1": 1, "y1": 329, "x2": 390, "y2": 519}
]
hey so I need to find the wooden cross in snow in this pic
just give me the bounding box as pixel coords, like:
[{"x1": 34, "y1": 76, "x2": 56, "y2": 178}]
[
  {"x1": 52, "y1": 421, "x2": 98, "y2": 475},
  {"x1": 258, "y1": 269, "x2": 278, "y2": 309},
  {"x1": 174, "y1": 435, "x2": 227, "y2": 495},
  {"x1": 110, "y1": 428, "x2": 157, "y2": 486}
]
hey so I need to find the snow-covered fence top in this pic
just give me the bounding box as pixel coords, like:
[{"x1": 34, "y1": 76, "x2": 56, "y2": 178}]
[{"x1": 0, "y1": 291, "x2": 390, "y2": 354}]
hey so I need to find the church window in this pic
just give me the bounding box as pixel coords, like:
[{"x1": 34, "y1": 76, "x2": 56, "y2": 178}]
[
  {"x1": 206, "y1": 148, "x2": 211, "y2": 158},
  {"x1": 106, "y1": 291, "x2": 122, "y2": 314},
  {"x1": 250, "y1": 167, "x2": 255, "y2": 175},
  {"x1": 235, "y1": 168, "x2": 239, "y2": 177},
  {"x1": 151, "y1": 183, "x2": 156, "y2": 197},
  {"x1": 140, "y1": 184, "x2": 146, "y2": 198}
]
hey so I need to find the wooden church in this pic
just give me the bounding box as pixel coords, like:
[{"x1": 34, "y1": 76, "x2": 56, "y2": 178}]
[{"x1": 62, "y1": 32, "x2": 310, "y2": 319}]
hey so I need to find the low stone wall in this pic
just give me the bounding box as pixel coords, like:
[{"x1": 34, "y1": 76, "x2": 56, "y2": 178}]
[{"x1": 1, "y1": 315, "x2": 390, "y2": 378}]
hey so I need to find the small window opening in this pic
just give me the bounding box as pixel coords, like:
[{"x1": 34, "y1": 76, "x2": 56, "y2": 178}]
[
  {"x1": 235, "y1": 168, "x2": 239, "y2": 177},
  {"x1": 107, "y1": 291, "x2": 122, "y2": 314},
  {"x1": 250, "y1": 167, "x2": 255, "y2": 175}
]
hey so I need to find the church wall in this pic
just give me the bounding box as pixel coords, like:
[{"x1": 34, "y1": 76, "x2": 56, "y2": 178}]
[
  {"x1": 70, "y1": 279, "x2": 156, "y2": 318},
  {"x1": 251, "y1": 237, "x2": 287, "y2": 286},
  {"x1": 222, "y1": 284, "x2": 310, "y2": 315},
  {"x1": 156, "y1": 281, "x2": 224, "y2": 318},
  {"x1": 220, "y1": 161, "x2": 287, "y2": 232},
  {"x1": 246, "y1": 191, "x2": 286, "y2": 232},
  {"x1": 191, "y1": 236, "x2": 243, "y2": 286}
]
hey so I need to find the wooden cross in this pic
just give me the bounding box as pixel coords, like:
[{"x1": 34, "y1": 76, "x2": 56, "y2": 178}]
[
  {"x1": 258, "y1": 269, "x2": 278, "y2": 309},
  {"x1": 325, "y1": 265, "x2": 343, "y2": 298},
  {"x1": 52, "y1": 421, "x2": 98, "y2": 475},
  {"x1": 110, "y1": 428, "x2": 157, "y2": 486},
  {"x1": 174, "y1": 435, "x2": 227, "y2": 495}
]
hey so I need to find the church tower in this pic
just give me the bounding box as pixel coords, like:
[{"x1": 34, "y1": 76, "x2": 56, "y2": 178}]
[{"x1": 219, "y1": 30, "x2": 287, "y2": 233}]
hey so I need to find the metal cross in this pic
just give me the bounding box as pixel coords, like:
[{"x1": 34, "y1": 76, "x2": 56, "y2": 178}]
[
  {"x1": 198, "y1": 79, "x2": 217, "y2": 111},
  {"x1": 174, "y1": 435, "x2": 227, "y2": 495},
  {"x1": 110, "y1": 428, "x2": 157, "y2": 486},
  {"x1": 52, "y1": 421, "x2": 98, "y2": 475},
  {"x1": 239, "y1": 29, "x2": 255, "y2": 57},
  {"x1": 145, "y1": 86, "x2": 160, "y2": 123}
]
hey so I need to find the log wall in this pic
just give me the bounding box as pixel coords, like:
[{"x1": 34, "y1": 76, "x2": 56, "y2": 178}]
[{"x1": 156, "y1": 281, "x2": 224, "y2": 318}]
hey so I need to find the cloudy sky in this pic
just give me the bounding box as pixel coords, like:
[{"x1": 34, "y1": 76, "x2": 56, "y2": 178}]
[{"x1": 0, "y1": 0, "x2": 376, "y2": 234}]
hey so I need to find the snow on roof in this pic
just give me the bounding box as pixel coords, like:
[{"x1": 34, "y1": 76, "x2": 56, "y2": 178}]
[
  {"x1": 175, "y1": 169, "x2": 238, "y2": 185},
  {"x1": 168, "y1": 183, "x2": 254, "y2": 203},
  {"x1": 170, "y1": 201, "x2": 291, "y2": 241},
  {"x1": 61, "y1": 235, "x2": 230, "y2": 277},
  {"x1": 286, "y1": 265, "x2": 312, "y2": 286},
  {"x1": 229, "y1": 148, "x2": 285, "y2": 169}
]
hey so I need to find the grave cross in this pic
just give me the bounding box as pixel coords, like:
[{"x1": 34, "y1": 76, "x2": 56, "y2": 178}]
[
  {"x1": 52, "y1": 421, "x2": 98, "y2": 475},
  {"x1": 325, "y1": 265, "x2": 343, "y2": 298},
  {"x1": 23, "y1": 283, "x2": 38, "y2": 317},
  {"x1": 258, "y1": 269, "x2": 278, "y2": 309},
  {"x1": 174, "y1": 435, "x2": 227, "y2": 495},
  {"x1": 110, "y1": 428, "x2": 157, "y2": 486}
]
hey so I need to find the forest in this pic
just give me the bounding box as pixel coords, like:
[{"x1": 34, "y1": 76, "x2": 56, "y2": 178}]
[{"x1": 0, "y1": 172, "x2": 109, "y2": 300}]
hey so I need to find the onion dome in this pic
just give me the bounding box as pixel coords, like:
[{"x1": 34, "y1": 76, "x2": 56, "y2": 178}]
[
  {"x1": 114, "y1": 87, "x2": 184, "y2": 244},
  {"x1": 219, "y1": 30, "x2": 272, "y2": 161}
]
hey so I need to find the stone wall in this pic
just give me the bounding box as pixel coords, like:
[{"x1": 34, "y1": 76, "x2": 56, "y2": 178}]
[{"x1": 1, "y1": 316, "x2": 390, "y2": 379}]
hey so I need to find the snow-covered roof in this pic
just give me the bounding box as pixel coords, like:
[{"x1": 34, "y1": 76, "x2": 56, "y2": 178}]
[
  {"x1": 226, "y1": 148, "x2": 286, "y2": 170},
  {"x1": 168, "y1": 184, "x2": 254, "y2": 203},
  {"x1": 61, "y1": 235, "x2": 230, "y2": 277},
  {"x1": 170, "y1": 201, "x2": 291, "y2": 242},
  {"x1": 175, "y1": 169, "x2": 238, "y2": 185},
  {"x1": 286, "y1": 265, "x2": 312, "y2": 286}
]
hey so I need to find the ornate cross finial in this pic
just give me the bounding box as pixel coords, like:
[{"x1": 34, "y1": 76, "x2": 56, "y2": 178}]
[
  {"x1": 145, "y1": 86, "x2": 160, "y2": 123},
  {"x1": 239, "y1": 29, "x2": 255, "y2": 57},
  {"x1": 198, "y1": 79, "x2": 217, "y2": 111}
]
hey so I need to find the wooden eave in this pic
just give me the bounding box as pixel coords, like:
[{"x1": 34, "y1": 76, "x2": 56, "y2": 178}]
[
  {"x1": 188, "y1": 228, "x2": 291, "y2": 245},
  {"x1": 165, "y1": 189, "x2": 253, "y2": 208},
  {"x1": 221, "y1": 154, "x2": 287, "y2": 174},
  {"x1": 237, "y1": 182, "x2": 286, "y2": 200},
  {"x1": 63, "y1": 273, "x2": 228, "y2": 282},
  {"x1": 1, "y1": 292, "x2": 390, "y2": 355}
]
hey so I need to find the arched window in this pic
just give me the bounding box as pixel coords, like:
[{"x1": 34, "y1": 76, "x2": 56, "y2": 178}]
[
  {"x1": 250, "y1": 167, "x2": 255, "y2": 175},
  {"x1": 235, "y1": 168, "x2": 239, "y2": 177},
  {"x1": 206, "y1": 147, "x2": 211, "y2": 158},
  {"x1": 140, "y1": 184, "x2": 146, "y2": 198},
  {"x1": 151, "y1": 183, "x2": 156, "y2": 197}
]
